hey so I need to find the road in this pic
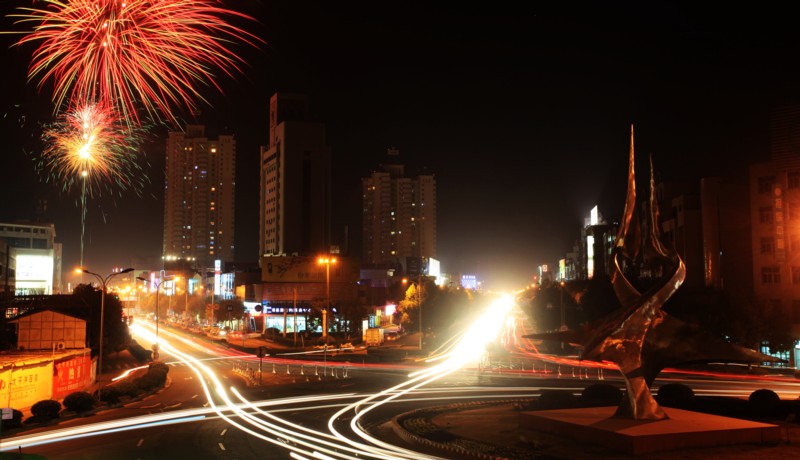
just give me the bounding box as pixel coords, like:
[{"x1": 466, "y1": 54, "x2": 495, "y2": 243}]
[{"x1": 2, "y1": 295, "x2": 798, "y2": 459}]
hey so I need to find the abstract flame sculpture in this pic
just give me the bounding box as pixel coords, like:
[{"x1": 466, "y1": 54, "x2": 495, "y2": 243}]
[{"x1": 526, "y1": 125, "x2": 778, "y2": 420}]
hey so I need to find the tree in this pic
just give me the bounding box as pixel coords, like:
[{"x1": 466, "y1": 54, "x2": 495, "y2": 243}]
[
  {"x1": 73, "y1": 284, "x2": 131, "y2": 357},
  {"x1": 220, "y1": 298, "x2": 246, "y2": 328}
]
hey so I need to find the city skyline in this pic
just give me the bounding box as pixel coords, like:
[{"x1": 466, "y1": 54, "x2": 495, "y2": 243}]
[{"x1": 2, "y1": 3, "x2": 800, "y2": 290}]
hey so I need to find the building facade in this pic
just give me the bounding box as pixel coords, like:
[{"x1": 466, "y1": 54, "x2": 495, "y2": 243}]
[
  {"x1": 259, "y1": 93, "x2": 331, "y2": 259},
  {"x1": 163, "y1": 125, "x2": 236, "y2": 268},
  {"x1": 361, "y1": 149, "x2": 437, "y2": 269},
  {"x1": 748, "y1": 105, "x2": 800, "y2": 365},
  {"x1": 0, "y1": 222, "x2": 62, "y2": 295}
]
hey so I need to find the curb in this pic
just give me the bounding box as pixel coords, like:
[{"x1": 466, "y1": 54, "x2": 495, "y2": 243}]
[{"x1": 390, "y1": 398, "x2": 538, "y2": 460}]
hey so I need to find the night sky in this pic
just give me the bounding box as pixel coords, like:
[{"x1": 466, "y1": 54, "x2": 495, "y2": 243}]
[{"x1": 2, "y1": 2, "x2": 800, "y2": 290}]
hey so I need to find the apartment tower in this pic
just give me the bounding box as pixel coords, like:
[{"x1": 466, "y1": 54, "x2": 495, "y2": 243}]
[
  {"x1": 362, "y1": 149, "x2": 437, "y2": 268},
  {"x1": 163, "y1": 125, "x2": 235, "y2": 268}
]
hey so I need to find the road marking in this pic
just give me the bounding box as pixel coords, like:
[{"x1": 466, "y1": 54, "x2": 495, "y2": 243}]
[
  {"x1": 218, "y1": 443, "x2": 226, "y2": 451},
  {"x1": 192, "y1": 394, "x2": 198, "y2": 399},
  {"x1": 137, "y1": 439, "x2": 144, "y2": 447},
  {"x1": 184, "y1": 376, "x2": 193, "y2": 380},
  {"x1": 140, "y1": 403, "x2": 161, "y2": 409},
  {"x1": 220, "y1": 428, "x2": 227, "y2": 436},
  {"x1": 164, "y1": 403, "x2": 181, "y2": 410}
]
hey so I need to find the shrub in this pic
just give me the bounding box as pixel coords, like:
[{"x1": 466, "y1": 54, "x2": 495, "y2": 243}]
[
  {"x1": 63, "y1": 391, "x2": 96, "y2": 413},
  {"x1": 748, "y1": 389, "x2": 784, "y2": 418},
  {"x1": 134, "y1": 363, "x2": 170, "y2": 391},
  {"x1": 749, "y1": 388, "x2": 780, "y2": 405},
  {"x1": 114, "y1": 381, "x2": 141, "y2": 398},
  {"x1": 128, "y1": 342, "x2": 153, "y2": 362},
  {"x1": 98, "y1": 386, "x2": 124, "y2": 405},
  {"x1": 0, "y1": 409, "x2": 23, "y2": 429},
  {"x1": 656, "y1": 383, "x2": 694, "y2": 408},
  {"x1": 30, "y1": 399, "x2": 62, "y2": 419},
  {"x1": 580, "y1": 383, "x2": 622, "y2": 407},
  {"x1": 536, "y1": 390, "x2": 579, "y2": 410},
  {"x1": 149, "y1": 362, "x2": 170, "y2": 374}
]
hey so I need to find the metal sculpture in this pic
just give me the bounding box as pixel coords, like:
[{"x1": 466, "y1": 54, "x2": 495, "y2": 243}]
[{"x1": 526, "y1": 125, "x2": 778, "y2": 420}]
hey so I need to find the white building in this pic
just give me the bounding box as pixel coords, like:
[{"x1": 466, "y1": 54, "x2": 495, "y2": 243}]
[{"x1": 0, "y1": 222, "x2": 62, "y2": 295}]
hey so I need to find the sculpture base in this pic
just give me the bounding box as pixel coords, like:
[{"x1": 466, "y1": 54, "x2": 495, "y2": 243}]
[{"x1": 521, "y1": 406, "x2": 781, "y2": 455}]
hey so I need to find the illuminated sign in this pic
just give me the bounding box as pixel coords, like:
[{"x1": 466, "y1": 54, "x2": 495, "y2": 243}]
[
  {"x1": 461, "y1": 274, "x2": 477, "y2": 290},
  {"x1": 260, "y1": 304, "x2": 312, "y2": 315},
  {"x1": 214, "y1": 259, "x2": 221, "y2": 296},
  {"x1": 15, "y1": 253, "x2": 54, "y2": 295}
]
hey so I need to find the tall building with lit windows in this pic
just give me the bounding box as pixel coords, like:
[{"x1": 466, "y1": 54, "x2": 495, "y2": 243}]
[
  {"x1": 163, "y1": 125, "x2": 235, "y2": 268},
  {"x1": 749, "y1": 105, "x2": 800, "y2": 366},
  {"x1": 361, "y1": 148, "x2": 437, "y2": 268},
  {"x1": 259, "y1": 93, "x2": 331, "y2": 259}
]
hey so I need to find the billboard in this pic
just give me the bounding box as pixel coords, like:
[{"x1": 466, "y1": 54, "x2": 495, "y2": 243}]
[
  {"x1": 0, "y1": 361, "x2": 53, "y2": 410},
  {"x1": 15, "y1": 252, "x2": 54, "y2": 295},
  {"x1": 52, "y1": 355, "x2": 92, "y2": 400}
]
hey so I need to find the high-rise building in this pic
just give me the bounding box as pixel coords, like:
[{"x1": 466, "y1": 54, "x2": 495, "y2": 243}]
[
  {"x1": 259, "y1": 93, "x2": 331, "y2": 258},
  {"x1": 361, "y1": 149, "x2": 437, "y2": 268},
  {"x1": 163, "y1": 125, "x2": 235, "y2": 268},
  {"x1": 748, "y1": 105, "x2": 800, "y2": 365}
]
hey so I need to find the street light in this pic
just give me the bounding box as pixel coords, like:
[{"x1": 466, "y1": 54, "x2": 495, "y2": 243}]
[
  {"x1": 317, "y1": 257, "x2": 337, "y2": 339},
  {"x1": 559, "y1": 281, "x2": 567, "y2": 331},
  {"x1": 137, "y1": 274, "x2": 173, "y2": 360},
  {"x1": 402, "y1": 276, "x2": 424, "y2": 350},
  {"x1": 76, "y1": 267, "x2": 134, "y2": 385}
]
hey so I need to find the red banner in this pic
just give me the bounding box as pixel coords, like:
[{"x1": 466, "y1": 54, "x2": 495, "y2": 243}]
[{"x1": 52, "y1": 355, "x2": 92, "y2": 399}]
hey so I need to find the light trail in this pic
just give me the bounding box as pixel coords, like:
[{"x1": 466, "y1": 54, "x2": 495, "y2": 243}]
[{"x1": 4, "y1": 295, "x2": 797, "y2": 458}]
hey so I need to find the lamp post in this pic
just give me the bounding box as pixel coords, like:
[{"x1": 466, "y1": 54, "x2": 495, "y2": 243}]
[
  {"x1": 137, "y1": 275, "x2": 173, "y2": 360},
  {"x1": 317, "y1": 257, "x2": 337, "y2": 339},
  {"x1": 559, "y1": 281, "x2": 566, "y2": 331},
  {"x1": 402, "y1": 276, "x2": 424, "y2": 350},
  {"x1": 76, "y1": 267, "x2": 134, "y2": 385}
]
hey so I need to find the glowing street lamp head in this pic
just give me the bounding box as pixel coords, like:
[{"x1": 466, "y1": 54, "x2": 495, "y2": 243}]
[{"x1": 317, "y1": 257, "x2": 337, "y2": 265}]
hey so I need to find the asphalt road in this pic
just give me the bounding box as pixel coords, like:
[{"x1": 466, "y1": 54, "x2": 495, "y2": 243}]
[{"x1": 3, "y1": 318, "x2": 799, "y2": 460}]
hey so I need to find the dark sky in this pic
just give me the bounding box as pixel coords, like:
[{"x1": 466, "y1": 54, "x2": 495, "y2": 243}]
[{"x1": 2, "y1": 2, "x2": 800, "y2": 290}]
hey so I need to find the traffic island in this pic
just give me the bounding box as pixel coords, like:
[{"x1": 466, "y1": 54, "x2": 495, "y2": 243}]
[{"x1": 521, "y1": 406, "x2": 781, "y2": 455}]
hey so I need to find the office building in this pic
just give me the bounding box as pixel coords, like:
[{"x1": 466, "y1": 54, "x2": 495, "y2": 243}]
[
  {"x1": 259, "y1": 93, "x2": 331, "y2": 258},
  {"x1": 0, "y1": 222, "x2": 62, "y2": 295}
]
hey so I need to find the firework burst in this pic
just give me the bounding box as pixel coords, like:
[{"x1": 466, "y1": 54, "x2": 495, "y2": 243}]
[
  {"x1": 11, "y1": 0, "x2": 261, "y2": 125},
  {"x1": 39, "y1": 101, "x2": 149, "y2": 197}
]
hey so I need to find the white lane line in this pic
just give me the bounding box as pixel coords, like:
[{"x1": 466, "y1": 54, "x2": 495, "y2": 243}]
[
  {"x1": 137, "y1": 439, "x2": 144, "y2": 447},
  {"x1": 220, "y1": 428, "x2": 227, "y2": 436},
  {"x1": 218, "y1": 443, "x2": 226, "y2": 451}
]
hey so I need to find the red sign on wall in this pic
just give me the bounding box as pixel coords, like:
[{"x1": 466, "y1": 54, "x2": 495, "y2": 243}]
[{"x1": 52, "y1": 355, "x2": 92, "y2": 400}]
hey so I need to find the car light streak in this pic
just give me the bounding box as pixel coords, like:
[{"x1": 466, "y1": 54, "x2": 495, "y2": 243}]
[
  {"x1": 6, "y1": 293, "x2": 796, "y2": 459},
  {"x1": 326, "y1": 296, "x2": 516, "y2": 458}
]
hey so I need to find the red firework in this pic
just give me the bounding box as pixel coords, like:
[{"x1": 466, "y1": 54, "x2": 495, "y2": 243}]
[{"x1": 11, "y1": 0, "x2": 261, "y2": 125}]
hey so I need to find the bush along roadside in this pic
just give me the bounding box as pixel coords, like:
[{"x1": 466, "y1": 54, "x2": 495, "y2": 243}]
[{"x1": 14, "y1": 361, "x2": 171, "y2": 431}]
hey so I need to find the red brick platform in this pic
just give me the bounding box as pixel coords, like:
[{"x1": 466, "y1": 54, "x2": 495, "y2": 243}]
[{"x1": 521, "y1": 406, "x2": 781, "y2": 455}]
